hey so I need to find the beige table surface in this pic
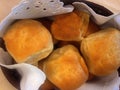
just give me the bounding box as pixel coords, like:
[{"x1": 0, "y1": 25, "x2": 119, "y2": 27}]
[
  {"x1": 0, "y1": 0, "x2": 120, "y2": 90},
  {"x1": 0, "y1": 1, "x2": 20, "y2": 90},
  {"x1": 0, "y1": 0, "x2": 20, "y2": 22}
]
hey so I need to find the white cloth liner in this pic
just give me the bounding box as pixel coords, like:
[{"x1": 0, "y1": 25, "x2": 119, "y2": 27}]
[
  {"x1": 0, "y1": 48, "x2": 46, "y2": 90},
  {"x1": 0, "y1": 0, "x2": 74, "y2": 37}
]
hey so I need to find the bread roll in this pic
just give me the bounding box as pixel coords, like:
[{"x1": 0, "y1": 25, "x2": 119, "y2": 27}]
[
  {"x1": 3, "y1": 19, "x2": 53, "y2": 65},
  {"x1": 43, "y1": 45, "x2": 88, "y2": 90},
  {"x1": 51, "y1": 11, "x2": 90, "y2": 41},
  {"x1": 81, "y1": 28, "x2": 120, "y2": 76}
]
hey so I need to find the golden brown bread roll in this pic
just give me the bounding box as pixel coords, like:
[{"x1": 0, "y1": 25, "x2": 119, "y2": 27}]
[
  {"x1": 81, "y1": 28, "x2": 120, "y2": 76},
  {"x1": 3, "y1": 19, "x2": 53, "y2": 65},
  {"x1": 38, "y1": 60, "x2": 57, "y2": 90},
  {"x1": 51, "y1": 11, "x2": 90, "y2": 41},
  {"x1": 43, "y1": 45, "x2": 88, "y2": 90}
]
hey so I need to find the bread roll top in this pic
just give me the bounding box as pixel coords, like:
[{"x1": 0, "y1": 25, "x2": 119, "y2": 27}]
[
  {"x1": 3, "y1": 19, "x2": 53, "y2": 64},
  {"x1": 81, "y1": 28, "x2": 120, "y2": 76}
]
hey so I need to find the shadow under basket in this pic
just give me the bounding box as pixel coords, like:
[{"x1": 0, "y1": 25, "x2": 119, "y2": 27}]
[{"x1": 1, "y1": 67, "x2": 21, "y2": 90}]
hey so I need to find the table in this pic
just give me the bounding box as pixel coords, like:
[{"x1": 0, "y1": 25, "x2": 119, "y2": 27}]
[
  {"x1": 0, "y1": 0, "x2": 120, "y2": 90},
  {"x1": 0, "y1": 0, "x2": 20, "y2": 22},
  {"x1": 0, "y1": 1, "x2": 20, "y2": 90}
]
